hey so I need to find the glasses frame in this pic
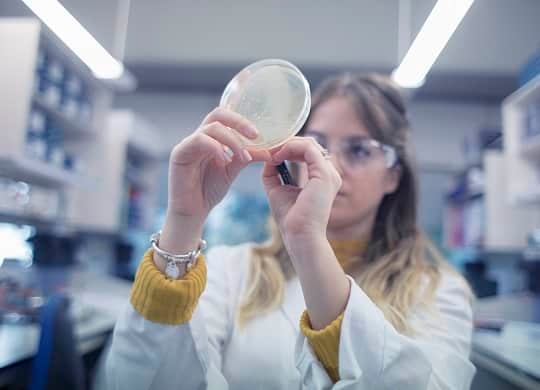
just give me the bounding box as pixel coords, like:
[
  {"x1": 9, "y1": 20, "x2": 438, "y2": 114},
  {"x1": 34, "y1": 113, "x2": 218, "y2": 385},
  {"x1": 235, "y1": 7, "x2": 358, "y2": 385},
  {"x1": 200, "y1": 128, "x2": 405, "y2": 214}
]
[
  {"x1": 364, "y1": 138, "x2": 398, "y2": 169},
  {"x1": 303, "y1": 132, "x2": 399, "y2": 169}
]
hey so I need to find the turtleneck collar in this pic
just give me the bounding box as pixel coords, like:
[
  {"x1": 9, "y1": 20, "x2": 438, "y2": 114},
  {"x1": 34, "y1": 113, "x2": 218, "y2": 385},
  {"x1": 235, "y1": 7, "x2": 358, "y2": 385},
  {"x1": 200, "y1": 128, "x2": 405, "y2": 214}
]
[{"x1": 329, "y1": 238, "x2": 369, "y2": 270}]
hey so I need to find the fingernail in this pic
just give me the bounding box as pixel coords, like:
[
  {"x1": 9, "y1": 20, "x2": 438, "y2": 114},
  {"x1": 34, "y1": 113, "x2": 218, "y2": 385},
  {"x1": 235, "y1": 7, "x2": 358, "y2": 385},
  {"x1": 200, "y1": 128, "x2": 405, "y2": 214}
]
[
  {"x1": 245, "y1": 126, "x2": 259, "y2": 139},
  {"x1": 225, "y1": 146, "x2": 234, "y2": 157},
  {"x1": 223, "y1": 148, "x2": 233, "y2": 163},
  {"x1": 243, "y1": 150, "x2": 252, "y2": 162}
]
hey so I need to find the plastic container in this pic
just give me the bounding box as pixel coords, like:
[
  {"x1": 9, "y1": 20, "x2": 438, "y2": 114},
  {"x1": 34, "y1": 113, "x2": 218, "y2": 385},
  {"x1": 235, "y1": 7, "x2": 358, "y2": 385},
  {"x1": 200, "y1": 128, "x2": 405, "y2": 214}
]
[{"x1": 220, "y1": 59, "x2": 311, "y2": 150}]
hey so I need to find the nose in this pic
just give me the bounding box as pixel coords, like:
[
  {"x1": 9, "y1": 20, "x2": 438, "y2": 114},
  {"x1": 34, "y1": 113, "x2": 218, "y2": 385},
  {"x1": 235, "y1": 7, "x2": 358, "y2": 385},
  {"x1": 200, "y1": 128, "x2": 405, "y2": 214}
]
[{"x1": 328, "y1": 151, "x2": 346, "y2": 178}]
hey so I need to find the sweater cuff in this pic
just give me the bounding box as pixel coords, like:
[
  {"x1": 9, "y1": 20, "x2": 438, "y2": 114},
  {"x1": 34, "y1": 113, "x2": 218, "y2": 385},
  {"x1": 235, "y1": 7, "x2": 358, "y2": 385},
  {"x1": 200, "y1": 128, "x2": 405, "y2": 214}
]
[
  {"x1": 299, "y1": 309, "x2": 344, "y2": 383},
  {"x1": 130, "y1": 248, "x2": 207, "y2": 325}
]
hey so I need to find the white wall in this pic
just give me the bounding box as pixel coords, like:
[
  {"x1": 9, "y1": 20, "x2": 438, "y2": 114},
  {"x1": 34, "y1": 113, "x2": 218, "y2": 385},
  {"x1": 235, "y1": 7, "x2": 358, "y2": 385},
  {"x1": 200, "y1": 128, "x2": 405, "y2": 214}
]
[
  {"x1": 409, "y1": 101, "x2": 501, "y2": 170},
  {"x1": 114, "y1": 92, "x2": 217, "y2": 147},
  {"x1": 409, "y1": 101, "x2": 500, "y2": 234}
]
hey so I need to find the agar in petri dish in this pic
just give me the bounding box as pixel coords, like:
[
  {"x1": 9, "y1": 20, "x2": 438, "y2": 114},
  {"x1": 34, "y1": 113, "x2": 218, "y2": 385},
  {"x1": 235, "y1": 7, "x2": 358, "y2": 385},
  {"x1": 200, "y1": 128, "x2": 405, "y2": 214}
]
[{"x1": 220, "y1": 59, "x2": 311, "y2": 150}]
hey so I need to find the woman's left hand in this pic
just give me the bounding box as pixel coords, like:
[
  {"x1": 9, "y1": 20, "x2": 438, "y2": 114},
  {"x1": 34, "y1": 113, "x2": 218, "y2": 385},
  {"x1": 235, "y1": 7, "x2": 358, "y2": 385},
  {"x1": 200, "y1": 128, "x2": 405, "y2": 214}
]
[{"x1": 262, "y1": 137, "x2": 342, "y2": 243}]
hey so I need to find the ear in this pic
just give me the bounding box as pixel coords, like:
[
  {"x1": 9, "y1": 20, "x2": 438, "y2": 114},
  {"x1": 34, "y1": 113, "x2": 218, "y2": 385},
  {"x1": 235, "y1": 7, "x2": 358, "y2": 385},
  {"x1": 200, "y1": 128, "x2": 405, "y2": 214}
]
[{"x1": 384, "y1": 165, "x2": 401, "y2": 194}]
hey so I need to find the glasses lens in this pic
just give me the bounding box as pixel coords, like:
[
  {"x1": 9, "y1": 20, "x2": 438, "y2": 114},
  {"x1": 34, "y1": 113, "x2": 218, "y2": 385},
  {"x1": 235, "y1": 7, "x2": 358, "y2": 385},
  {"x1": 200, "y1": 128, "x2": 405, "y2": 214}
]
[
  {"x1": 344, "y1": 140, "x2": 374, "y2": 165},
  {"x1": 301, "y1": 132, "x2": 396, "y2": 168}
]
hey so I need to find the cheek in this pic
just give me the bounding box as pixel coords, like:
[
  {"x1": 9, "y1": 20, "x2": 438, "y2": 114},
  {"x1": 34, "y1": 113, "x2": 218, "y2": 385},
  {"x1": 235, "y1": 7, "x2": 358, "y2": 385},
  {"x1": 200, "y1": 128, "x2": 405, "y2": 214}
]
[{"x1": 342, "y1": 166, "x2": 389, "y2": 211}]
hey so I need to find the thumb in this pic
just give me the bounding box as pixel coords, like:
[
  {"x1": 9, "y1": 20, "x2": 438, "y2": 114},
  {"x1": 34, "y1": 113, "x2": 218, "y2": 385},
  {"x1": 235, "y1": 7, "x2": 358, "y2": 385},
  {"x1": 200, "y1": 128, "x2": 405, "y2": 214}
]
[{"x1": 261, "y1": 161, "x2": 283, "y2": 194}]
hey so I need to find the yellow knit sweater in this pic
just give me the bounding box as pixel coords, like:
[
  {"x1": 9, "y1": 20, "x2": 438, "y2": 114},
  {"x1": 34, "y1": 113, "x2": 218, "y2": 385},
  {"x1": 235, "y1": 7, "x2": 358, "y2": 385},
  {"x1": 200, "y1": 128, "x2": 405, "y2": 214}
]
[
  {"x1": 130, "y1": 239, "x2": 367, "y2": 383},
  {"x1": 300, "y1": 238, "x2": 367, "y2": 381}
]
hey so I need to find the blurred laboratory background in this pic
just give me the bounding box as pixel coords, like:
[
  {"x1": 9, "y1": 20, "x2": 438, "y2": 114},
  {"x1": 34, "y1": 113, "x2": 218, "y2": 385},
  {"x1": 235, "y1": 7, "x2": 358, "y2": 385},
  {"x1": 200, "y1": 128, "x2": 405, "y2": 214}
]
[{"x1": 0, "y1": 1, "x2": 540, "y2": 389}]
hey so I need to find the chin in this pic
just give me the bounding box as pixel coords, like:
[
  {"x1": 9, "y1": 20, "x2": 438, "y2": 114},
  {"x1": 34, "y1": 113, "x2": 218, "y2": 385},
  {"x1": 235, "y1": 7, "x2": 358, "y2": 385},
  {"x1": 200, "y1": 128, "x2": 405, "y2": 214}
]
[
  {"x1": 328, "y1": 206, "x2": 360, "y2": 229},
  {"x1": 329, "y1": 199, "x2": 375, "y2": 230}
]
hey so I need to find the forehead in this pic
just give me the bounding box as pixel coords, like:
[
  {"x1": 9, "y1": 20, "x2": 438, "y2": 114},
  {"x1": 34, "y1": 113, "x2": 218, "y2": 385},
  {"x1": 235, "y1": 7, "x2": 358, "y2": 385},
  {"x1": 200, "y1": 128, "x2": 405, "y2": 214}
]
[{"x1": 306, "y1": 96, "x2": 370, "y2": 138}]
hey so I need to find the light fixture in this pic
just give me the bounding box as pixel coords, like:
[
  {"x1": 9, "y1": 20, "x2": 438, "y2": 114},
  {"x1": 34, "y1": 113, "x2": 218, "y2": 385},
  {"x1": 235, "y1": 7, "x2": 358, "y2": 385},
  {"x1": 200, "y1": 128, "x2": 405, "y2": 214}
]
[
  {"x1": 392, "y1": 0, "x2": 474, "y2": 88},
  {"x1": 21, "y1": 0, "x2": 124, "y2": 79}
]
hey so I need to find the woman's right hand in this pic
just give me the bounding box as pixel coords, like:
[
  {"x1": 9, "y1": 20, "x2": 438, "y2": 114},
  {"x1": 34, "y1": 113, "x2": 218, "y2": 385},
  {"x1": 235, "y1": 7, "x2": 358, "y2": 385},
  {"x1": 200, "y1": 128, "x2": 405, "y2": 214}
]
[
  {"x1": 155, "y1": 107, "x2": 271, "y2": 276},
  {"x1": 168, "y1": 107, "x2": 272, "y2": 219}
]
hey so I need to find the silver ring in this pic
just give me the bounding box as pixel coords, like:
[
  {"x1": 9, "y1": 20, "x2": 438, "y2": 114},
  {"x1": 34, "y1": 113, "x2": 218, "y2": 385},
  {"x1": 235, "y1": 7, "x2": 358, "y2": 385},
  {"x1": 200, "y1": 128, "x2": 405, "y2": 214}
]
[{"x1": 321, "y1": 148, "x2": 332, "y2": 159}]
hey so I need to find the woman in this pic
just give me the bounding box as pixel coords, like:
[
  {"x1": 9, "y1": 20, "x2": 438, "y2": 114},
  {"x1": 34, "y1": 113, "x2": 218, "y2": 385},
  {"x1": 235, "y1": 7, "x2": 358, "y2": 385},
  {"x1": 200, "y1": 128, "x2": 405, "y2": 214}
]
[{"x1": 105, "y1": 74, "x2": 475, "y2": 389}]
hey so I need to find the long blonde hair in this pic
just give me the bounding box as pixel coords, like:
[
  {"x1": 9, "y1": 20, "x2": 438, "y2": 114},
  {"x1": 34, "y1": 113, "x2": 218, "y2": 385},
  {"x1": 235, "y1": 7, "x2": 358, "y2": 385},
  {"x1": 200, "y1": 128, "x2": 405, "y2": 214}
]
[{"x1": 237, "y1": 74, "x2": 466, "y2": 334}]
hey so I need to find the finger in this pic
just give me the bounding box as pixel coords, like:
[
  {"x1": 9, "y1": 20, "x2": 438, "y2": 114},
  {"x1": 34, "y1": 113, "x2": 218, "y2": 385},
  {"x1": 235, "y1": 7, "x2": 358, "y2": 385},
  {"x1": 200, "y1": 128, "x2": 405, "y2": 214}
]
[
  {"x1": 201, "y1": 122, "x2": 252, "y2": 163},
  {"x1": 302, "y1": 135, "x2": 326, "y2": 150},
  {"x1": 220, "y1": 148, "x2": 273, "y2": 186},
  {"x1": 202, "y1": 107, "x2": 259, "y2": 140},
  {"x1": 261, "y1": 161, "x2": 284, "y2": 193},
  {"x1": 246, "y1": 148, "x2": 272, "y2": 162},
  {"x1": 177, "y1": 133, "x2": 232, "y2": 168},
  {"x1": 271, "y1": 138, "x2": 342, "y2": 189},
  {"x1": 272, "y1": 138, "x2": 326, "y2": 168},
  {"x1": 271, "y1": 136, "x2": 326, "y2": 160}
]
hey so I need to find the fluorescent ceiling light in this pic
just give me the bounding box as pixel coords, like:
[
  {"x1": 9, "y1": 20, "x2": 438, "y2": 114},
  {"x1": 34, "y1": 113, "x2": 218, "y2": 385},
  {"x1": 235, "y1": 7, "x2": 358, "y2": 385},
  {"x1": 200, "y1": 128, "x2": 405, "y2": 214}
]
[
  {"x1": 392, "y1": 0, "x2": 474, "y2": 88},
  {"x1": 21, "y1": 0, "x2": 124, "y2": 79}
]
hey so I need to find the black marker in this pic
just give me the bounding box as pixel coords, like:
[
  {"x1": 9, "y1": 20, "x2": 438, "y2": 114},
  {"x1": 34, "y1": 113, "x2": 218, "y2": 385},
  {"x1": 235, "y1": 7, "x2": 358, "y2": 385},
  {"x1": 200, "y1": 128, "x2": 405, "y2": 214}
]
[{"x1": 276, "y1": 162, "x2": 295, "y2": 186}]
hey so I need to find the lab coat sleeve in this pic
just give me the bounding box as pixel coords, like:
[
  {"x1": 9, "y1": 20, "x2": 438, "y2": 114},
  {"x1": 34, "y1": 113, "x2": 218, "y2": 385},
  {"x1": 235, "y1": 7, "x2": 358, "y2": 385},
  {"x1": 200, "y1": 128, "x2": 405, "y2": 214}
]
[
  {"x1": 104, "y1": 245, "x2": 235, "y2": 390},
  {"x1": 294, "y1": 273, "x2": 476, "y2": 390}
]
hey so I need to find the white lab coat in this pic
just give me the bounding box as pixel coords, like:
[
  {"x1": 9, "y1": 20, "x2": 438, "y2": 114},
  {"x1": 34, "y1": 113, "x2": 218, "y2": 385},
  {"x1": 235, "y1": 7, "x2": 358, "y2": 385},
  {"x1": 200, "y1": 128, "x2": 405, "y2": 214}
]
[{"x1": 104, "y1": 243, "x2": 476, "y2": 389}]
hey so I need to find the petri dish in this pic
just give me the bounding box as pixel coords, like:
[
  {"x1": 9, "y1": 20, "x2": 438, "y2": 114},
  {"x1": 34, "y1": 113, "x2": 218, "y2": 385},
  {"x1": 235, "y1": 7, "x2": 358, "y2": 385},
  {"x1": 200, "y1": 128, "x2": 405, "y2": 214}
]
[{"x1": 220, "y1": 59, "x2": 311, "y2": 150}]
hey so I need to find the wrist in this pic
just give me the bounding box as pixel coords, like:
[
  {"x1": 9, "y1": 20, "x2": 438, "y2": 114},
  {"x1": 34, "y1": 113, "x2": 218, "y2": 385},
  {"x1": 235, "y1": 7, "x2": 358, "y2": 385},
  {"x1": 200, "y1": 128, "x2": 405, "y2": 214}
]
[
  {"x1": 280, "y1": 220, "x2": 327, "y2": 246},
  {"x1": 160, "y1": 211, "x2": 205, "y2": 252},
  {"x1": 166, "y1": 202, "x2": 209, "y2": 221},
  {"x1": 283, "y1": 232, "x2": 328, "y2": 264},
  {"x1": 152, "y1": 212, "x2": 205, "y2": 278}
]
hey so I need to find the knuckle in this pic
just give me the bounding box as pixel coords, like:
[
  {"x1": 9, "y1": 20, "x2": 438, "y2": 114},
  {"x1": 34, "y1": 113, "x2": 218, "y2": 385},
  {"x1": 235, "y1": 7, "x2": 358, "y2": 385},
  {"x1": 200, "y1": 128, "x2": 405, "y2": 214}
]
[
  {"x1": 202, "y1": 108, "x2": 216, "y2": 122},
  {"x1": 190, "y1": 133, "x2": 211, "y2": 148},
  {"x1": 335, "y1": 174, "x2": 343, "y2": 188},
  {"x1": 190, "y1": 132, "x2": 205, "y2": 143},
  {"x1": 328, "y1": 166, "x2": 341, "y2": 185},
  {"x1": 210, "y1": 106, "x2": 224, "y2": 117},
  {"x1": 171, "y1": 139, "x2": 191, "y2": 159},
  {"x1": 205, "y1": 121, "x2": 223, "y2": 133},
  {"x1": 171, "y1": 142, "x2": 183, "y2": 155},
  {"x1": 335, "y1": 172, "x2": 343, "y2": 187}
]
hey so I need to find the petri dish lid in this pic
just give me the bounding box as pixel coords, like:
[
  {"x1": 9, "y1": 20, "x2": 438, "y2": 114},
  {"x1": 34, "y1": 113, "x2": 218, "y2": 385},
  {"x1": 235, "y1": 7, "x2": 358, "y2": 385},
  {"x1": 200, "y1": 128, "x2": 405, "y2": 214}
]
[{"x1": 220, "y1": 59, "x2": 311, "y2": 150}]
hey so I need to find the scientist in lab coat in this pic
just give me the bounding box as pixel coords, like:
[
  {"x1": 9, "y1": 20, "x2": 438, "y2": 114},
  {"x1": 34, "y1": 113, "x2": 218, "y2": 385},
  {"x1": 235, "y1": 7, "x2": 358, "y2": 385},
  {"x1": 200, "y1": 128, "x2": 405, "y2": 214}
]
[{"x1": 104, "y1": 74, "x2": 476, "y2": 389}]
